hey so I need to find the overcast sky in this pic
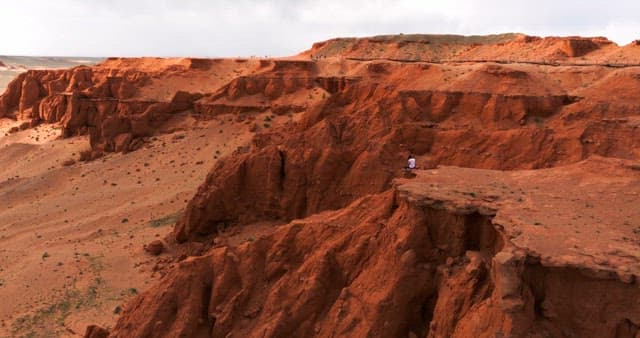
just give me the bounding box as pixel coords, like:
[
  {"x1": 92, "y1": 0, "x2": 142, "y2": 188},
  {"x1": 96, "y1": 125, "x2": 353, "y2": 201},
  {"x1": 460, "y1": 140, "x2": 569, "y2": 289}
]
[{"x1": 1, "y1": 0, "x2": 640, "y2": 57}]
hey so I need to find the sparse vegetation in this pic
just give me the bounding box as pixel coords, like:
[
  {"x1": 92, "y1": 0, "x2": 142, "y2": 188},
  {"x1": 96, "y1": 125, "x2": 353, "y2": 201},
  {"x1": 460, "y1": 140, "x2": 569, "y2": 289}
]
[
  {"x1": 462, "y1": 191, "x2": 477, "y2": 198},
  {"x1": 11, "y1": 285, "x2": 100, "y2": 337},
  {"x1": 12, "y1": 254, "x2": 105, "y2": 337},
  {"x1": 78, "y1": 149, "x2": 93, "y2": 162},
  {"x1": 148, "y1": 211, "x2": 182, "y2": 228},
  {"x1": 533, "y1": 116, "x2": 544, "y2": 127}
]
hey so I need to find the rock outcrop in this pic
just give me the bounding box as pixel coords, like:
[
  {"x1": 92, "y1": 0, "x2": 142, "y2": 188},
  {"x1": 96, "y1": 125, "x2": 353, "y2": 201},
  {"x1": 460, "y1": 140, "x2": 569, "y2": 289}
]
[
  {"x1": 174, "y1": 59, "x2": 640, "y2": 242},
  {"x1": 0, "y1": 65, "x2": 207, "y2": 154},
  {"x1": 108, "y1": 157, "x2": 640, "y2": 337}
]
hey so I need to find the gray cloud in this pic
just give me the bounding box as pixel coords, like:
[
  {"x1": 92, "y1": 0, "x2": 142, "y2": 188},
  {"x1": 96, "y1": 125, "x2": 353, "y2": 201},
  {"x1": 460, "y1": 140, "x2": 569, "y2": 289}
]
[{"x1": 1, "y1": 0, "x2": 639, "y2": 57}]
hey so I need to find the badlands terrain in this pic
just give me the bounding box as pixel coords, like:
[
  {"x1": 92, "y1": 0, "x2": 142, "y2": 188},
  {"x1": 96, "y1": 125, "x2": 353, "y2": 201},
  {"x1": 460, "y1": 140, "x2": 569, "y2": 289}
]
[
  {"x1": 0, "y1": 56, "x2": 103, "y2": 93},
  {"x1": 0, "y1": 34, "x2": 639, "y2": 337}
]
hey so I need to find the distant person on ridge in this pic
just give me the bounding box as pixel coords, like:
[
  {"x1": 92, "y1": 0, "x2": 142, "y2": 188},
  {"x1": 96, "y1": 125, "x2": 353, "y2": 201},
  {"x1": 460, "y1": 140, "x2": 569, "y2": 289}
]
[{"x1": 406, "y1": 155, "x2": 416, "y2": 170}]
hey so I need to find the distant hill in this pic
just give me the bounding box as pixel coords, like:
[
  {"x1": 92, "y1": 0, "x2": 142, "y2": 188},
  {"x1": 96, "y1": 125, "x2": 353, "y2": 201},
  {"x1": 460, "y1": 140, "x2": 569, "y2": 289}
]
[{"x1": 0, "y1": 56, "x2": 104, "y2": 93}]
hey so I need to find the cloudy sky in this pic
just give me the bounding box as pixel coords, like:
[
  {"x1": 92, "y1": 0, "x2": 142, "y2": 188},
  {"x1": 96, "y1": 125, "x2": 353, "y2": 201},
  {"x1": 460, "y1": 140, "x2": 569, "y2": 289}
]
[{"x1": 1, "y1": 0, "x2": 640, "y2": 57}]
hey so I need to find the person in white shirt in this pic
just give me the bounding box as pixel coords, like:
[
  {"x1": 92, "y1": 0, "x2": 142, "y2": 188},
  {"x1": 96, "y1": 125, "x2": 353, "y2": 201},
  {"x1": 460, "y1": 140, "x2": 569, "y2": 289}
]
[{"x1": 407, "y1": 155, "x2": 416, "y2": 169}]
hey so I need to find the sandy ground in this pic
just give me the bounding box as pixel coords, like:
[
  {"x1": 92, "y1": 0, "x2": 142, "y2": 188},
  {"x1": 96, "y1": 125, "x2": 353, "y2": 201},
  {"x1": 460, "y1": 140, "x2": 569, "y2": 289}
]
[{"x1": 0, "y1": 112, "x2": 290, "y2": 337}]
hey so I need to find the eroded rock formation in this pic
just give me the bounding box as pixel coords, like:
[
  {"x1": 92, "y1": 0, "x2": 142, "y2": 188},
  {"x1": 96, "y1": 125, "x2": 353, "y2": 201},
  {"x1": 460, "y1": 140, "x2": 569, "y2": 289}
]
[
  {"x1": 2, "y1": 34, "x2": 639, "y2": 337},
  {"x1": 113, "y1": 35, "x2": 640, "y2": 337},
  {"x1": 0, "y1": 64, "x2": 205, "y2": 154},
  {"x1": 108, "y1": 158, "x2": 640, "y2": 337},
  {"x1": 174, "y1": 58, "x2": 640, "y2": 242}
]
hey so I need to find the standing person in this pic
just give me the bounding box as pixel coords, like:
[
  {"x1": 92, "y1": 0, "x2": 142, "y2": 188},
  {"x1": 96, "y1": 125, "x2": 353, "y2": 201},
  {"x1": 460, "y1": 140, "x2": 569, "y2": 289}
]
[{"x1": 407, "y1": 155, "x2": 416, "y2": 170}]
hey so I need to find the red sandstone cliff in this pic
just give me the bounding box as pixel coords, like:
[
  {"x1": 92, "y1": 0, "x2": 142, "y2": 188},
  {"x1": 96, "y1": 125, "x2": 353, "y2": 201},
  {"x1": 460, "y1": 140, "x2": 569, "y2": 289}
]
[
  {"x1": 114, "y1": 36, "x2": 640, "y2": 337},
  {"x1": 174, "y1": 58, "x2": 640, "y2": 242},
  {"x1": 109, "y1": 157, "x2": 640, "y2": 338}
]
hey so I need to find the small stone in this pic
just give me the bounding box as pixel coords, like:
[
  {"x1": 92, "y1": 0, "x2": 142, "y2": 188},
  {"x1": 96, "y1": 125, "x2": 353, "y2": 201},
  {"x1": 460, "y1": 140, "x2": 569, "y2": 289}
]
[
  {"x1": 144, "y1": 240, "x2": 165, "y2": 256},
  {"x1": 445, "y1": 257, "x2": 455, "y2": 266}
]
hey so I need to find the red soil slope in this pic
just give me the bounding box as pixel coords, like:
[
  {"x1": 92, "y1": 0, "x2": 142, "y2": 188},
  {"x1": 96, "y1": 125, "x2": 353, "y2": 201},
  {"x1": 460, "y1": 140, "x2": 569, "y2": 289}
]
[{"x1": 0, "y1": 34, "x2": 639, "y2": 337}]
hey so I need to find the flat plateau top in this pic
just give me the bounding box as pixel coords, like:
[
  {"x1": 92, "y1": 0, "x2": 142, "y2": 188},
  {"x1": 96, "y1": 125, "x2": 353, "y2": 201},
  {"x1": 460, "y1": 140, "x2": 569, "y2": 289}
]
[{"x1": 397, "y1": 156, "x2": 640, "y2": 277}]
